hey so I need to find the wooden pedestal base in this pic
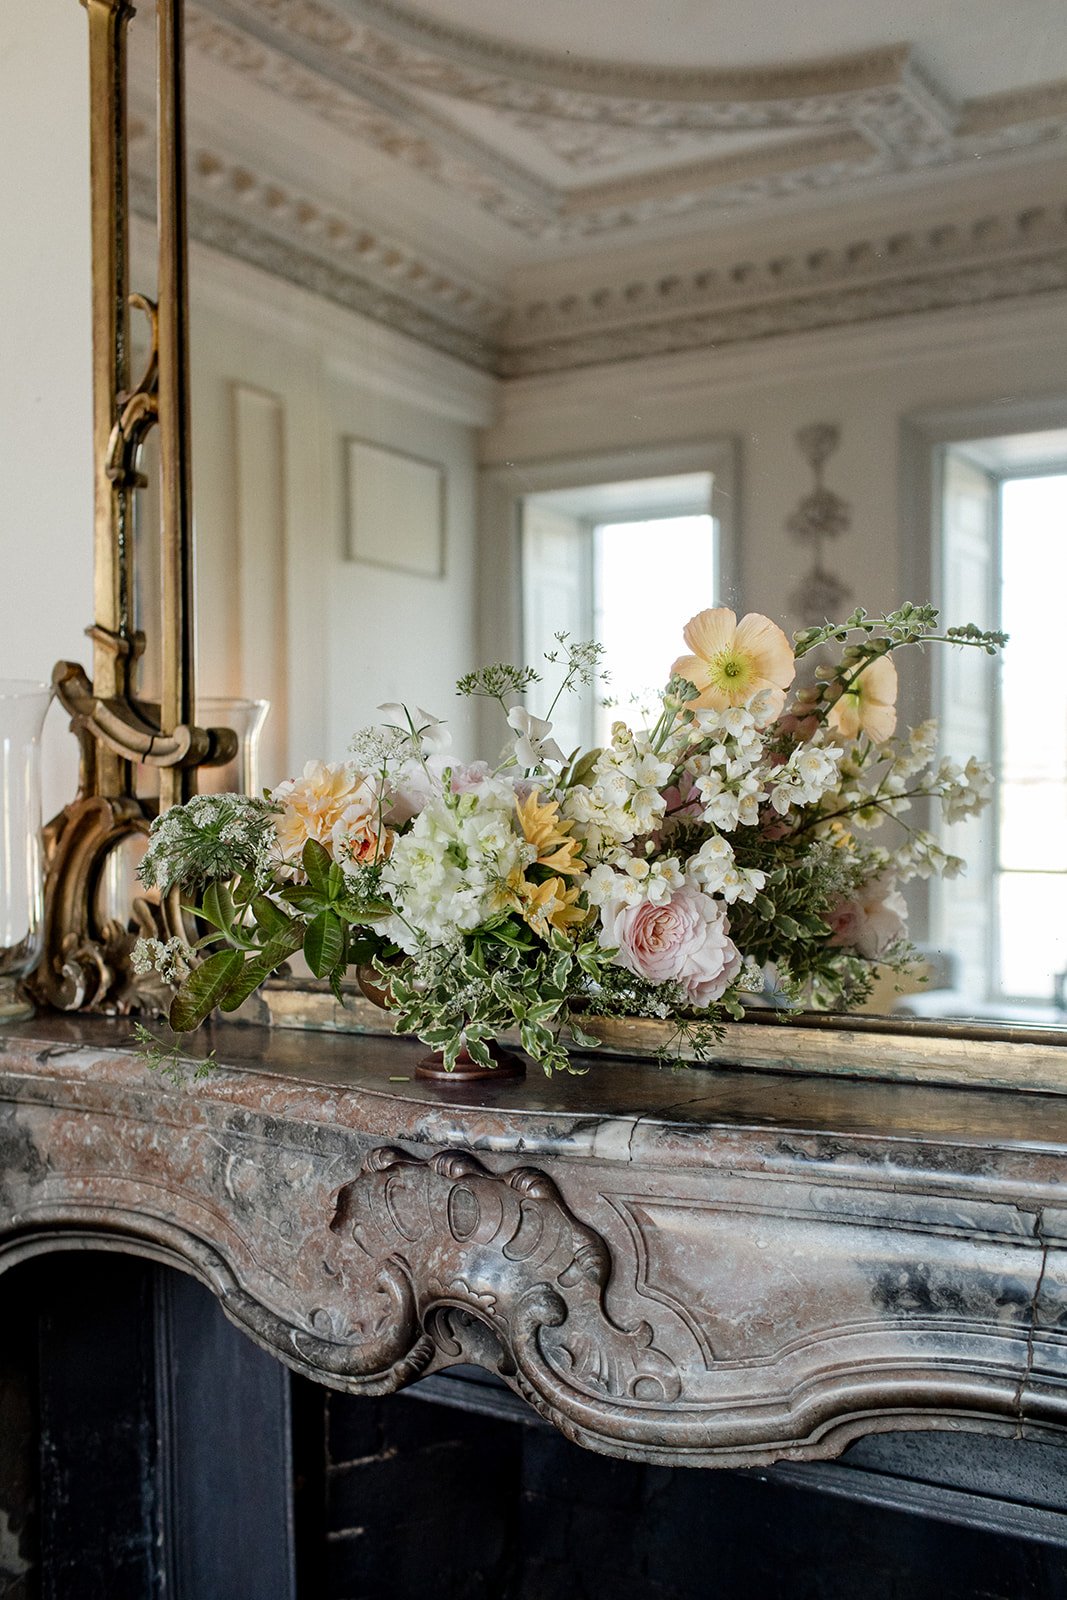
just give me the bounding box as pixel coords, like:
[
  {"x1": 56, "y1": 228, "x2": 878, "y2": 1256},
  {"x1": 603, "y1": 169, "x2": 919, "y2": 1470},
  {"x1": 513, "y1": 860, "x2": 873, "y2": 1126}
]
[{"x1": 415, "y1": 1043, "x2": 526, "y2": 1082}]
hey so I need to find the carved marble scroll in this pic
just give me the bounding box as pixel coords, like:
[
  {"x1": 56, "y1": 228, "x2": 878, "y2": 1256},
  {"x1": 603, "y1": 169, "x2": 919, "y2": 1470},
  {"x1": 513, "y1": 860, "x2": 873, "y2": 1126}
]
[{"x1": 316, "y1": 1147, "x2": 682, "y2": 1427}]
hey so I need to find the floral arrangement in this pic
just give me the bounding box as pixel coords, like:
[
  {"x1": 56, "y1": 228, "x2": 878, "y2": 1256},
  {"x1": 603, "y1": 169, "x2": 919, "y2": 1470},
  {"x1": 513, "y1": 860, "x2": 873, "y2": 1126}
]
[{"x1": 134, "y1": 603, "x2": 1003, "y2": 1074}]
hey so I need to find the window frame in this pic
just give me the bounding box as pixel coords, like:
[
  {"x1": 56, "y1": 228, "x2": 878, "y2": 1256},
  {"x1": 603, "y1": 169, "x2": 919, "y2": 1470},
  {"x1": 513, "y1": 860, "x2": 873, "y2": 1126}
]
[{"x1": 901, "y1": 398, "x2": 1067, "y2": 1009}]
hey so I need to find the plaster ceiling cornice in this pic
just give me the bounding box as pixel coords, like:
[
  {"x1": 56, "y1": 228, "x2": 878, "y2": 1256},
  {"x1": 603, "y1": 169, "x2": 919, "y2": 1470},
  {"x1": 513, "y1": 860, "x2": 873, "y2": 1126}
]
[
  {"x1": 131, "y1": 0, "x2": 1067, "y2": 377},
  {"x1": 182, "y1": 0, "x2": 1067, "y2": 246},
  {"x1": 129, "y1": 101, "x2": 1067, "y2": 379},
  {"x1": 272, "y1": 0, "x2": 922, "y2": 114}
]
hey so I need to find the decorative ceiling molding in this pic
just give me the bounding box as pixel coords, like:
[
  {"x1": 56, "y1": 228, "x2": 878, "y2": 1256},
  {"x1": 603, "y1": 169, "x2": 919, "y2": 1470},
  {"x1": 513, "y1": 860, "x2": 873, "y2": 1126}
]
[
  {"x1": 127, "y1": 99, "x2": 1067, "y2": 379},
  {"x1": 500, "y1": 203, "x2": 1067, "y2": 375},
  {"x1": 126, "y1": 111, "x2": 504, "y2": 370},
  {"x1": 181, "y1": 0, "x2": 1067, "y2": 242},
  {"x1": 123, "y1": 2, "x2": 1067, "y2": 374},
  {"x1": 183, "y1": 5, "x2": 558, "y2": 237}
]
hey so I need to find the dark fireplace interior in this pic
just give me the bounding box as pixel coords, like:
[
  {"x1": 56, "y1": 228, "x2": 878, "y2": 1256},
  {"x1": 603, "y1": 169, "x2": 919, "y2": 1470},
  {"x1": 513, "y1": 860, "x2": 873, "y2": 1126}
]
[{"x1": 3, "y1": 1252, "x2": 1067, "y2": 1600}]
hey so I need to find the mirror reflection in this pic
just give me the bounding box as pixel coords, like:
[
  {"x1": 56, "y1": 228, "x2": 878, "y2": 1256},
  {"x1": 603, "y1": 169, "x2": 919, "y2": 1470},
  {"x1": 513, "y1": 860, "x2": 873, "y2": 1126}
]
[{"x1": 124, "y1": 0, "x2": 1067, "y2": 1027}]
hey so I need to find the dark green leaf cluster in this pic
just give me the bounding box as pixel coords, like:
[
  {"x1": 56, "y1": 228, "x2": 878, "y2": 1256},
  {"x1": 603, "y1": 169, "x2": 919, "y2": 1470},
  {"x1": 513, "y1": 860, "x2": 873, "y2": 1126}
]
[
  {"x1": 727, "y1": 835, "x2": 869, "y2": 973},
  {"x1": 165, "y1": 838, "x2": 393, "y2": 1032},
  {"x1": 385, "y1": 921, "x2": 641, "y2": 1076}
]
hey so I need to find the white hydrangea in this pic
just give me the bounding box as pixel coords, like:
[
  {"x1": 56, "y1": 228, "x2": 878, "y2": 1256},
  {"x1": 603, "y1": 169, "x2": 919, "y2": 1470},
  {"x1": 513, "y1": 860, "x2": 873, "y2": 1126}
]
[{"x1": 381, "y1": 785, "x2": 528, "y2": 953}]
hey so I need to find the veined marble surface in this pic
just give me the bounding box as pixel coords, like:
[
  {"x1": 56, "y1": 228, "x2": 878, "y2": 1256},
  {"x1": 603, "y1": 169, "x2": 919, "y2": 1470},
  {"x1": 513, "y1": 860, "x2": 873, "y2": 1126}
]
[{"x1": 3, "y1": 1015, "x2": 1067, "y2": 1468}]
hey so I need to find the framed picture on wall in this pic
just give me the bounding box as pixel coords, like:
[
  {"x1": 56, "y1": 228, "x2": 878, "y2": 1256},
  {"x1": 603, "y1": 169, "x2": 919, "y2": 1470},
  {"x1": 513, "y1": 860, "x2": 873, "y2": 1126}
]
[{"x1": 344, "y1": 437, "x2": 446, "y2": 579}]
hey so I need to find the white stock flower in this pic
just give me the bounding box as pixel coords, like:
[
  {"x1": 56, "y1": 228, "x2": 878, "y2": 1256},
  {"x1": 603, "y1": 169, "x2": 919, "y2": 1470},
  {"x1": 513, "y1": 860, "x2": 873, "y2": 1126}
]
[
  {"x1": 689, "y1": 833, "x2": 735, "y2": 892},
  {"x1": 768, "y1": 742, "x2": 843, "y2": 816},
  {"x1": 381, "y1": 788, "x2": 526, "y2": 952},
  {"x1": 696, "y1": 770, "x2": 764, "y2": 829},
  {"x1": 587, "y1": 854, "x2": 686, "y2": 911},
  {"x1": 940, "y1": 755, "x2": 993, "y2": 823}
]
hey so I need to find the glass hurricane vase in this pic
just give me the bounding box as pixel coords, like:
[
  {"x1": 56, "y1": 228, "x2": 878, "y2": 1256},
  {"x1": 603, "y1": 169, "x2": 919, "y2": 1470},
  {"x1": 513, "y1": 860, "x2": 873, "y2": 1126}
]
[{"x1": 0, "y1": 681, "x2": 51, "y2": 1022}]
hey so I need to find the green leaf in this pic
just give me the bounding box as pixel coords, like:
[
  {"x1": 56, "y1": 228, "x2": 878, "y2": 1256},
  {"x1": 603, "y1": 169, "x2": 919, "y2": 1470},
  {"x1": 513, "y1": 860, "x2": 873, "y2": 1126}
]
[
  {"x1": 169, "y1": 948, "x2": 245, "y2": 1031},
  {"x1": 566, "y1": 748, "x2": 601, "y2": 788},
  {"x1": 527, "y1": 999, "x2": 562, "y2": 1025},
  {"x1": 217, "y1": 925, "x2": 305, "y2": 1012},
  {"x1": 279, "y1": 885, "x2": 324, "y2": 910},
  {"x1": 304, "y1": 908, "x2": 345, "y2": 978},
  {"x1": 251, "y1": 894, "x2": 291, "y2": 937},
  {"x1": 465, "y1": 1035, "x2": 492, "y2": 1069},
  {"x1": 568, "y1": 1022, "x2": 601, "y2": 1049},
  {"x1": 232, "y1": 874, "x2": 257, "y2": 908},
  {"x1": 327, "y1": 862, "x2": 345, "y2": 898},
  {"x1": 302, "y1": 837, "x2": 333, "y2": 897},
  {"x1": 200, "y1": 880, "x2": 236, "y2": 935}
]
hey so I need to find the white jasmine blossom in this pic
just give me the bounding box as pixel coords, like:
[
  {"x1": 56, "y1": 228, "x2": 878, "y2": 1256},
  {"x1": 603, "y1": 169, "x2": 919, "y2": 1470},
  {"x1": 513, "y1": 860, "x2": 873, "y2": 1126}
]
[{"x1": 507, "y1": 706, "x2": 564, "y2": 769}]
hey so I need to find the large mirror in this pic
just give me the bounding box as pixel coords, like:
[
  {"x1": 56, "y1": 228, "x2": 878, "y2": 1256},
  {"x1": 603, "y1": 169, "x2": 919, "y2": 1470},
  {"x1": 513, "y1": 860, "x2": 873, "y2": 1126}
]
[{"x1": 123, "y1": 0, "x2": 1067, "y2": 1030}]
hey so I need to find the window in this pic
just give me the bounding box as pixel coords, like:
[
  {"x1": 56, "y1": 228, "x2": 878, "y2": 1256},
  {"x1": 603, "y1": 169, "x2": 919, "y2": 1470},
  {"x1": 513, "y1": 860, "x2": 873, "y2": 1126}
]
[
  {"x1": 934, "y1": 431, "x2": 1067, "y2": 1014},
  {"x1": 996, "y1": 474, "x2": 1067, "y2": 1001},
  {"x1": 520, "y1": 473, "x2": 717, "y2": 753}
]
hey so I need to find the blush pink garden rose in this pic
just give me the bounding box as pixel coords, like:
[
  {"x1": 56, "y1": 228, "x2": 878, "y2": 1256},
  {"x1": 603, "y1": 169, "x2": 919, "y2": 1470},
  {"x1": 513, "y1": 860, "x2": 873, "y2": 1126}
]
[
  {"x1": 826, "y1": 872, "x2": 908, "y2": 959},
  {"x1": 599, "y1": 884, "x2": 743, "y2": 1008}
]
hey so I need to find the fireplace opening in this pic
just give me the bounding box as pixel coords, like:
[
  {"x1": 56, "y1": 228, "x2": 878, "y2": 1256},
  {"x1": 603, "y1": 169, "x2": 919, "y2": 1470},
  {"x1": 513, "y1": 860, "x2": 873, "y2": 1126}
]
[{"x1": 2, "y1": 1251, "x2": 1067, "y2": 1600}]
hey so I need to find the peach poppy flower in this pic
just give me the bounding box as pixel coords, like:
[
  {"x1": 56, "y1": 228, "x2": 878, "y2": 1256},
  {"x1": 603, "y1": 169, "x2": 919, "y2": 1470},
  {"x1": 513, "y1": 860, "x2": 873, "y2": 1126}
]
[
  {"x1": 672, "y1": 608, "x2": 796, "y2": 715},
  {"x1": 827, "y1": 654, "x2": 898, "y2": 743}
]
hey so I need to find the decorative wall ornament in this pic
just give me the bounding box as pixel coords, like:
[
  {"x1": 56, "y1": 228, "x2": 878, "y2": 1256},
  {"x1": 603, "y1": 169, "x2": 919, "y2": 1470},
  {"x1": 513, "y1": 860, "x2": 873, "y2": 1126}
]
[{"x1": 785, "y1": 424, "x2": 853, "y2": 627}]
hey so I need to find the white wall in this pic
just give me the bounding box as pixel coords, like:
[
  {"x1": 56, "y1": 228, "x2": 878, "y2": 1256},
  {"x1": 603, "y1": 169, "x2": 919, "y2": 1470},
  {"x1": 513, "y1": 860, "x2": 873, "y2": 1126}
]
[
  {"x1": 171, "y1": 239, "x2": 496, "y2": 784},
  {"x1": 0, "y1": 1, "x2": 93, "y2": 816}
]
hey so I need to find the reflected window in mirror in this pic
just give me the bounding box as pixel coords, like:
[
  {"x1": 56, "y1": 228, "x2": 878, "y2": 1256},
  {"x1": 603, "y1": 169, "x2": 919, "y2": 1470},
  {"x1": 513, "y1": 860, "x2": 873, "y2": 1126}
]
[
  {"x1": 521, "y1": 472, "x2": 716, "y2": 752},
  {"x1": 927, "y1": 430, "x2": 1067, "y2": 1023}
]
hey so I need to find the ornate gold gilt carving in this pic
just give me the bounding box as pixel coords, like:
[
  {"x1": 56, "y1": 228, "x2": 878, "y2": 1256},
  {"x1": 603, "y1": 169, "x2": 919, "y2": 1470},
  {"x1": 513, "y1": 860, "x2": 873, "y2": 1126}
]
[{"x1": 32, "y1": 0, "x2": 235, "y2": 1013}]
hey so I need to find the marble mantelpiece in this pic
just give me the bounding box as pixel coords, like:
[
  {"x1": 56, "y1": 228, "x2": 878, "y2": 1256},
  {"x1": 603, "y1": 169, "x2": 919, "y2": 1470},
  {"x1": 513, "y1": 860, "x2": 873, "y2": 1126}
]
[{"x1": 2, "y1": 1016, "x2": 1067, "y2": 1470}]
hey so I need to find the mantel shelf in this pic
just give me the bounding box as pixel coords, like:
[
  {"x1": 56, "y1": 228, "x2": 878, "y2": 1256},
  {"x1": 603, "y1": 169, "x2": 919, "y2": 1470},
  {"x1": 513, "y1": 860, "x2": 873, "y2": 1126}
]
[{"x1": 3, "y1": 1014, "x2": 1067, "y2": 1470}]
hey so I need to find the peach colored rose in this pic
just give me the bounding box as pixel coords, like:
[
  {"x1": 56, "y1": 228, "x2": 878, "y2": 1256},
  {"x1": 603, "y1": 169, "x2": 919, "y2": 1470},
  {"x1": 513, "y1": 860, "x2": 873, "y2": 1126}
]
[
  {"x1": 272, "y1": 761, "x2": 377, "y2": 863},
  {"x1": 600, "y1": 884, "x2": 742, "y2": 1008},
  {"x1": 331, "y1": 795, "x2": 393, "y2": 869}
]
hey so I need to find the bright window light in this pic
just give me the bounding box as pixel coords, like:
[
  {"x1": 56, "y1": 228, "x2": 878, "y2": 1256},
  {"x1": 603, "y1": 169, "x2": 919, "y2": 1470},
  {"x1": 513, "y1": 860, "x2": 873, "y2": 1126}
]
[
  {"x1": 593, "y1": 515, "x2": 715, "y2": 744},
  {"x1": 996, "y1": 473, "x2": 1067, "y2": 999}
]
